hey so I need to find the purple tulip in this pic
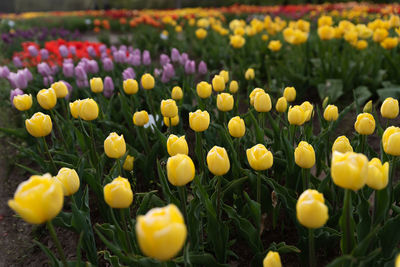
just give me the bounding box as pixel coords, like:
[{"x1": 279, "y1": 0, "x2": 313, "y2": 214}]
[
  {"x1": 171, "y1": 48, "x2": 180, "y2": 62},
  {"x1": 63, "y1": 62, "x2": 74, "y2": 77},
  {"x1": 122, "y1": 67, "x2": 136, "y2": 80},
  {"x1": 133, "y1": 49, "x2": 141, "y2": 56},
  {"x1": 0, "y1": 66, "x2": 10, "y2": 78},
  {"x1": 60, "y1": 80, "x2": 73, "y2": 99},
  {"x1": 101, "y1": 52, "x2": 108, "y2": 59},
  {"x1": 88, "y1": 60, "x2": 99, "y2": 73},
  {"x1": 43, "y1": 76, "x2": 54, "y2": 87},
  {"x1": 110, "y1": 46, "x2": 117, "y2": 53},
  {"x1": 185, "y1": 60, "x2": 196, "y2": 75},
  {"x1": 114, "y1": 50, "x2": 126, "y2": 63},
  {"x1": 142, "y1": 50, "x2": 151, "y2": 65},
  {"x1": 51, "y1": 65, "x2": 59, "y2": 75},
  {"x1": 160, "y1": 54, "x2": 170, "y2": 66},
  {"x1": 10, "y1": 88, "x2": 24, "y2": 105},
  {"x1": 87, "y1": 46, "x2": 97, "y2": 58},
  {"x1": 63, "y1": 58, "x2": 74, "y2": 64},
  {"x1": 40, "y1": 49, "x2": 49, "y2": 60},
  {"x1": 99, "y1": 44, "x2": 107, "y2": 54},
  {"x1": 130, "y1": 54, "x2": 141, "y2": 66},
  {"x1": 103, "y1": 76, "x2": 114, "y2": 98},
  {"x1": 154, "y1": 68, "x2": 162, "y2": 77},
  {"x1": 8, "y1": 72, "x2": 28, "y2": 89},
  {"x1": 59, "y1": 45, "x2": 69, "y2": 58},
  {"x1": 179, "y1": 53, "x2": 189, "y2": 66},
  {"x1": 128, "y1": 46, "x2": 134, "y2": 54},
  {"x1": 38, "y1": 62, "x2": 52, "y2": 76},
  {"x1": 13, "y1": 57, "x2": 23, "y2": 68},
  {"x1": 102, "y1": 58, "x2": 114, "y2": 72},
  {"x1": 120, "y1": 45, "x2": 127, "y2": 52},
  {"x1": 69, "y1": 46, "x2": 76, "y2": 56},
  {"x1": 21, "y1": 68, "x2": 33, "y2": 81},
  {"x1": 28, "y1": 45, "x2": 38, "y2": 57},
  {"x1": 74, "y1": 66, "x2": 87, "y2": 80},
  {"x1": 198, "y1": 61, "x2": 208, "y2": 75},
  {"x1": 161, "y1": 63, "x2": 175, "y2": 83}
]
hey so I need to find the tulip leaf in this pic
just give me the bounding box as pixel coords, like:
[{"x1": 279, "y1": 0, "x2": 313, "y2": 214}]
[
  {"x1": 33, "y1": 239, "x2": 61, "y2": 267},
  {"x1": 267, "y1": 241, "x2": 301, "y2": 253},
  {"x1": 353, "y1": 86, "x2": 372, "y2": 106},
  {"x1": 377, "y1": 87, "x2": 400, "y2": 102},
  {"x1": 0, "y1": 127, "x2": 28, "y2": 139},
  {"x1": 101, "y1": 250, "x2": 127, "y2": 267},
  {"x1": 378, "y1": 213, "x2": 400, "y2": 258},
  {"x1": 243, "y1": 192, "x2": 261, "y2": 230},
  {"x1": 175, "y1": 252, "x2": 229, "y2": 267},
  {"x1": 325, "y1": 255, "x2": 354, "y2": 267},
  {"x1": 317, "y1": 79, "x2": 343, "y2": 103}
]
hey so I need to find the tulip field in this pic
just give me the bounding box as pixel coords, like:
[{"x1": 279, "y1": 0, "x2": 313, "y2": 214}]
[{"x1": 2, "y1": 2, "x2": 400, "y2": 266}]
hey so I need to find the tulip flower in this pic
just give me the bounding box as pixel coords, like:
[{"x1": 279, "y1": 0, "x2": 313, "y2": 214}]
[
  {"x1": 212, "y1": 75, "x2": 225, "y2": 92},
  {"x1": 268, "y1": 40, "x2": 282, "y2": 51},
  {"x1": 229, "y1": 81, "x2": 239, "y2": 94},
  {"x1": 37, "y1": 88, "x2": 57, "y2": 110},
  {"x1": 104, "y1": 177, "x2": 133, "y2": 208},
  {"x1": 283, "y1": 86, "x2": 296, "y2": 102},
  {"x1": 217, "y1": 93, "x2": 234, "y2": 112},
  {"x1": 123, "y1": 79, "x2": 139, "y2": 95},
  {"x1": 207, "y1": 146, "x2": 230, "y2": 176},
  {"x1": 275, "y1": 97, "x2": 287, "y2": 113},
  {"x1": 380, "y1": 97, "x2": 399, "y2": 119},
  {"x1": 254, "y1": 92, "x2": 272, "y2": 112},
  {"x1": 382, "y1": 126, "x2": 400, "y2": 156},
  {"x1": 25, "y1": 112, "x2": 52, "y2": 137},
  {"x1": 104, "y1": 132, "x2": 126, "y2": 159},
  {"x1": 366, "y1": 158, "x2": 389, "y2": 190},
  {"x1": 249, "y1": 88, "x2": 265, "y2": 106},
  {"x1": 141, "y1": 73, "x2": 155, "y2": 90},
  {"x1": 103, "y1": 76, "x2": 115, "y2": 98},
  {"x1": 228, "y1": 116, "x2": 245, "y2": 138},
  {"x1": 263, "y1": 251, "x2": 282, "y2": 267},
  {"x1": 167, "y1": 135, "x2": 188, "y2": 156},
  {"x1": 246, "y1": 144, "x2": 273, "y2": 171},
  {"x1": 189, "y1": 110, "x2": 210, "y2": 132},
  {"x1": 13, "y1": 94, "x2": 32, "y2": 111},
  {"x1": 164, "y1": 115, "x2": 179, "y2": 127},
  {"x1": 355, "y1": 113, "x2": 375, "y2": 135},
  {"x1": 167, "y1": 154, "x2": 195, "y2": 186},
  {"x1": 123, "y1": 155, "x2": 134, "y2": 171},
  {"x1": 161, "y1": 99, "x2": 178, "y2": 118},
  {"x1": 219, "y1": 70, "x2": 229, "y2": 83},
  {"x1": 332, "y1": 136, "x2": 353, "y2": 153},
  {"x1": 323, "y1": 105, "x2": 339, "y2": 121},
  {"x1": 90, "y1": 77, "x2": 103, "y2": 93},
  {"x1": 288, "y1": 105, "x2": 309, "y2": 126},
  {"x1": 79, "y1": 98, "x2": 99, "y2": 121},
  {"x1": 230, "y1": 34, "x2": 246, "y2": 48},
  {"x1": 300, "y1": 101, "x2": 313, "y2": 122},
  {"x1": 51, "y1": 81, "x2": 69, "y2": 98},
  {"x1": 133, "y1": 111, "x2": 149, "y2": 126},
  {"x1": 171, "y1": 86, "x2": 183, "y2": 100},
  {"x1": 245, "y1": 68, "x2": 255, "y2": 80},
  {"x1": 195, "y1": 28, "x2": 207, "y2": 39},
  {"x1": 196, "y1": 81, "x2": 212, "y2": 99},
  {"x1": 55, "y1": 168, "x2": 80, "y2": 196}
]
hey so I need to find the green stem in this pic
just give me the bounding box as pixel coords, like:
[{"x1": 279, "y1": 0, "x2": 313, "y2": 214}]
[
  {"x1": 117, "y1": 158, "x2": 123, "y2": 176},
  {"x1": 47, "y1": 220, "x2": 67, "y2": 266},
  {"x1": 42, "y1": 137, "x2": 57, "y2": 174},
  {"x1": 216, "y1": 176, "x2": 222, "y2": 220},
  {"x1": 50, "y1": 109, "x2": 67, "y2": 149},
  {"x1": 168, "y1": 117, "x2": 173, "y2": 133},
  {"x1": 257, "y1": 172, "x2": 261, "y2": 204},
  {"x1": 309, "y1": 229, "x2": 316, "y2": 267},
  {"x1": 342, "y1": 189, "x2": 354, "y2": 254},
  {"x1": 302, "y1": 168, "x2": 310, "y2": 191},
  {"x1": 195, "y1": 132, "x2": 205, "y2": 177},
  {"x1": 388, "y1": 156, "x2": 397, "y2": 213},
  {"x1": 119, "y1": 209, "x2": 133, "y2": 253}
]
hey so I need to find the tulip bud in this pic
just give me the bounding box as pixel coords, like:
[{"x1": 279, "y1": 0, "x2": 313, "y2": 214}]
[
  {"x1": 104, "y1": 177, "x2": 133, "y2": 208},
  {"x1": 254, "y1": 92, "x2": 272, "y2": 112},
  {"x1": 207, "y1": 146, "x2": 230, "y2": 176},
  {"x1": 322, "y1": 97, "x2": 329, "y2": 109},
  {"x1": 296, "y1": 189, "x2": 329, "y2": 228},
  {"x1": 55, "y1": 168, "x2": 80, "y2": 196},
  {"x1": 195, "y1": 28, "x2": 207, "y2": 39},
  {"x1": 196, "y1": 81, "x2": 212, "y2": 98},
  {"x1": 90, "y1": 77, "x2": 104, "y2": 93},
  {"x1": 295, "y1": 141, "x2": 315, "y2": 169},
  {"x1": 161, "y1": 99, "x2": 178, "y2": 118},
  {"x1": 332, "y1": 136, "x2": 353, "y2": 153},
  {"x1": 13, "y1": 94, "x2": 32, "y2": 111},
  {"x1": 268, "y1": 40, "x2": 282, "y2": 51},
  {"x1": 219, "y1": 70, "x2": 229, "y2": 83},
  {"x1": 263, "y1": 251, "x2": 282, "y2": 267},
  {"x1": 167, "y1": 154, "x2": 195, "y2": 186},
  {"x1": 51, "y1": 81, "x2": 69, "y2": 98},
  {"x1": 366, "y1": 158, "x2": 389, "y2": 190},
  {"x1": 246, "y1": 144, "x2": 273, "y2": 171},
  {"x1": 141, "y1": 73, "x2": 155, "y2": 90},
  {"x1": 212, "y1": 75, "x2": 225, "y2": 92},
  {"x1": 380, "y1": 97, "x2": 399, "y2": 119},
  {"x1": 69, "y1": 100, "x2": 82, "y2": 119},
  {"x1": 228, "y1": 116, "x2": 245, "y2": 138},
  {"x1": 171, "y1": 86, "x2": 183, "y2": 100},
  {"x1": 37, "y1": 88, "x2": 57, "y2": 110},
  {"x1": 283, "y1": 86, "x2": 296, "y2": 102},
  {"x1": 275, "y1": 97, "x2": 287, "y2": 113},
  {"x1": 363, "y1": 100, "x2": 373, "y2": 113},
  {"x1": 104, "y1": 132, "x2": 126, "y2": 159},
  {"x1": 136, "y1": 204, "x2": 187, "y2": 261},
  {"x1": 323, "y1": 104, "x2": 339, "y2": 121},
  {"x1": 189, "y1": 110, "x2": 210, "y2": 132},
  {"x1": 167, "y1": 135, "x2": 188, "y2": 156},
  {"x1": 249, "y1": 88, "x2": 265, "y2": 106},
  {"x1": 79, "y1": 98, "x2": 99, "y2": 121},
  {"x1": 123, "y1": 79, "x2": 139, "y2": 95},
  {"x1": 123, "y1": 155, "x2": 134, "y2": 171},
  {"x1": 8, "y1": 174, "x2": 63, "y2": 224},
  {"x1": 288, "y1": 105, "x2": 309, "y2": 126},
  {"x1": 25, "y1": 112, "x2": 52, "y2": 137},
  {"x1": 354, "y1": 113, "x2": 375, "y2": 135},
  {"x1": 300, "y1": 101, "x2": 313, "y2": 122},
  {"x1": 229, "y1": 80, "x2": 239, "y2": 94},
  {"x1": 217, "y1": 93, "x2": 234, "y2": 112},
  {"x1": 133, "y1": 110, "x2": 149, "y2": 126},
  {"x1": 382, "y1": 126, "x2": 400, "y2": 156},
  {"x1": 245, "y1": 68, "x2": 255, "y2": 80},
  {"x1": 331, "y1": 151, "x2": 368, "y2": 191},
  {"x1": 164, "y1": 115, "x2": 179, "y2": 127}
]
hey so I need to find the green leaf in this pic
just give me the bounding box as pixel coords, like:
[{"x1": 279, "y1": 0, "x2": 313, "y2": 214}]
[
  {"x1": 317, "y1": 79, "x2": 343, "y2": 103},
  {"x1": 353, "y1": 86, "x2": 372, "y2": 106},
  {"x1": 377, "y1": 87, "x2": 400, "y2": 102},
  {"x1": 378, "y1": 213, "x2": 400, "y2": 258},
  {"x1": 325, "y1": 255, "x2": 355, "y2": 267},
  {"x1": 33, "y1": 240, "x2": 61, "y2": 267}
]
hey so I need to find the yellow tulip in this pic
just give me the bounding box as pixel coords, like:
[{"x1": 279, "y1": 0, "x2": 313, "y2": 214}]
[
  {"x1": 104, "y1": 132, "x2": 126, "y2": 159},
  {"x1": 195, "y1": 28, "x2": 207, "y2": 39},
  {"x1": 167, "y1": 154, "x2": 195, "y2": 186},
  {"x1": 69, "y1": 99, "x2": 82, "y2": 119},
  {"x1": 283, "y1": 86, "x2": 296, "y2": 102},
  {"x1": 37, "y1": 88, "x2": 57, "y2": 110},
  {"x1": 123, "y1": 155, "x2": 134, "y2": 171},
  {"x1": 300, "y1": 101, "x2": 313, "y2": 122},
  {"x1": 288, "y1": 105, "x2": 309, "y2": 126},
  {"x1": 196, "y1": 81, "x2": 212, "y2": 98},
  {"x1": 55, "y1": 168, "x2": 80, "y2": 196},
  {"x1": 13, "y1": 94, "x2": 32, "y2": 111},
  {"x1": 323, "y1": 104, "x2": 339, "y2": 121},
  {"x1": 164, "y1": 115, "x2": 179, "y2": 127},
  {"x1": 318, "y1": 15, "x2": 333, "y2": 27},
  {"x1": 8, "y1": 174, "x2": 64, "y2": 224},
  {"x1": 373, "y1": 28, "x2": 388, "y2": 42},
  {"x1": 263, "y1": 251, "x2": 282, "y2": 267},
  {"x1": 355, "y1": 40, "x2": 368, "y2": 50},
  {"x1": 167, "y1": 134, "x2": 188, "y2": 156},
  {"x1": 123, "y1": 79, "x2": 139, "y2": 95},
  {"x1": 228, "y1": 116, "x2": 245, "y2": 138},
  {"x1": 296, "y1": 189, "x2": 329, "y2": 228},
  {"x1": 254, "y1": 92, "x2": 272, "y2": 112},
  {"x1": 229, "y1": 80, "x2": 239, "y2": 94},
  {"x1": 396, "y1": 254, "x2": 400, "y2": 267},
  {"x1": 354, "y1": 113, "x2": 375, "y2": 135},
  {"x1": 381, "y1": 37, "x2": 398, "y2": 50},
  {"x1": 25, "y1": 112, "x2": 52, "y2": 137},
  {"x1": 133, "y1": 110, "x2": 149, "y2": 126},
  {"x1": 246, "y1": 144, "x2": 273, "y2": 171},
  {"x1": 207, "y1": 146, "x2": 230, "y2": 176},
  {"x1": 295, "y1": 141, "x2": 315, "y2": 169},
  {"x1": 90, "y1": 77, "x2": 103, "y2": 93},
  {"x1": 217, "y1": 93, "x2": 234, "y2": 112},
  {"x1": 51, "y1": 81, "x2": 69, "y2": 98},
  {"x1": 79, "y1": 98, "x2": 99, "y2": 121},
  {"x1": 136, "y1": 204, "x2": 187, "y2": 261},
  {"x1": 141, "y1": 73, "x2": 155, "y2": 90},
  {"x1": 171, "y1": 86, "x2": 183, "y2": 100},
  {"x1": 382, "y1": 126, "x2": 400, "y2": 156},
  {"x1": 160, "y1": 99, "x2": 178, "y2": 118},
  {"x1": 104, "y1": 177, "x2": 133, "y2": 208},
  {"x1": 268, "y1": 40, "x2": 282, "y2": 51},
  {"x1": 318, "y1": 25, "x2": 335, "y2": 40},
  {"x1": 275, "y1": 97, "x2": 287, "y2": 113},
  {"x1": 332, "y1": 136, "x2": 353, "y2": 153},
  {"x1": 366, "y1": 158, "x2": 389, "y2": 190},
  {"x1": 189, "y1": 110, "x2": 210, "y2": 132},
  {"x1": 380, "y1": 97, "x2": 399, "y2": 119},
  {"x1": 331, "y1": 151, "x2": 368, "y2": 191},
  {"x1": 219, "y1": 70, "x2": 229, "y2": 83},
  {"x1": 245, "y1": 68, "x2": 255, "y2": 80},
  {"x1": 230, "y1": 34, "x2": 246, "y2": 48},
  {"x1": 249, "y1": 88, "x2": 265, "y2": 106},
  {"x1": 363, "y1": 100, "x2": 373, "y2": 113},
  {"x1": 212, "y1": 75, "x2": 225, "y2": 92}
]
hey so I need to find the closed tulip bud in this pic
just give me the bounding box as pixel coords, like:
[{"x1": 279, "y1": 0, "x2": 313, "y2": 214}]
[
  {"x1": 332, "y1": 136, "x2": 353, "y2": 153},
  {"x1": 69, "y1": 100, "x2": 82, "y2": 119},
  {"x1": 90, "y1": 77, "x2": 103, "y2": 93},
  {"x1": 380, "y1": 97, "x2": 399, "y2": 119},
  {"x1": 167, "y1": 154, "x2": 195, "y2": 186},
  {"x1": 133, "y1": 110, "x2": 149, "y2": 126},
  {"x1": 263, "y1": 251, "x2": 282, "y2": 267},
  {"x1": 104, "y1": 177, "x2": 133, "y2": 208},
  {"x1": 228, "y1": 116, "x2": 245, "y2": 138},
  {"x1": 79, "y1": 98, "x2": 99, "y2": 121},
  {"x1": 8, "y1": 174, "x2": 63, "y2": 224},
  {"x1": 164, "y1": 115, "x2": 179, "y2": 127},
  {"x1": 275, "y1": 97, "x2": 287, "y2": 113},
  {"x1": 245, "y1": 68, "x2": 255, "y2": 80},
  {"x1": 246, "y1": 144, "x2": 273, "y2": 171},
  {"x1": 283, "y1": 87, "x2": 296, "y2": 102},
  {"x1": 207, "y1": 146, "x2": 230, "y2": 176},
  {"x1": 171, "y1": 86, "x2": 183, "y2": 100},
  {"x1": 219, "y1": 70, "x2": 229, "y2": 83},
  {"x1": 249, "y1": 88, "x2": 265, "y2": 106},
  {"x1": 323, "y1": 104, "x2": 339, "y2": 121},
  {"x1": 254, "y1": 92, "x2": 272, "y2": 112},
  {"x1": 354, "y1": 113, "x2": 375, "y2": 135},
  {"x1": 189, "y1": 110, "x2": 210, "y2": 132},
  {"x1": 295, "y1": 141, "x2": 315, "y2": 169},
  {"x1": 196, "y1": 81, "x2": 212, "y2": 98},
  {"x1": 37, "y1": 88, "x2": 57, "y2": 110},
  {"x1": 300, "y1": 101, "x2": 313, "y2": 122},
  {"x1": 322, "y1": 97, "x2": 329, "y2": 109},
  {"x1": 331, "y1": 151, "x2": 368, "y2": 191},
  {"x1": 382, "y1": 126, "x2": 400, "y2": 156},
  {"x1": 217, "y1": 93, "x2": 234, "y2": 112},
  {"x1": 363, "y1": 100, "x2": 373, "y2": 113},
  {"x1": 25, "y1": 112, "x2": 52, "y2": 137},
  {"x1": 104, "y1": 132, "x2": 126, "y2": 159},
  {"x1": 268, "y1": 40, "x2": 282, "y2": 52},
  {"x1": 195, "y1": 28, "x2": 207, "y2": 39},
  {"x1": 136, "y1": 204, "x2": 187, "y2": 261},
  {"x1": 288, "y1": 105, "x2": 309, "y2": 126},
  {"x1": 123, "y1": 155, "x2": 134, "y2": 171},
  {"x1": 51, "y1": 81, "x2": 69, "y2": 98},
  {"x1": 123, "y1": 79, "x2": 139, "y2": 95},
  {"x1": 161, "y1": 99, "x2": 178, "y2": 118},
  {"x1": 229, "y1": 80, "x2": 239, "y2": 94},
  {"x1": 167, "y1": 135, "x2": 188, "y2": 156},
  {"x1": 296, "y1": 189, "x2": 329, "y2": 228},
  {"x1": 13, "y1": 94, "x2": 32, "y2": 111},
  {"x1": 141, "y1": 73, "x2": 155, "y2": 90},
  {"x1": 366, "y1": 158, "x2": 389, "y2": 190},
  {"x1": 212, "y1": 75, "x2": 225, "y2": 92},
  {"x1": 55, "y1": 168, "x2": 80, "y2": 196}
]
